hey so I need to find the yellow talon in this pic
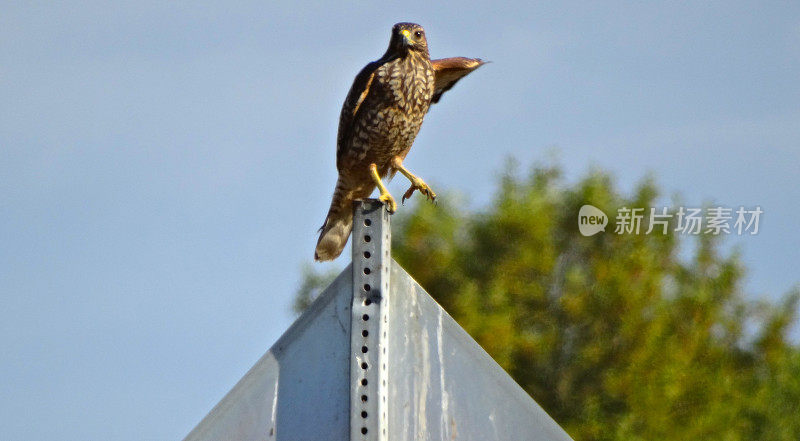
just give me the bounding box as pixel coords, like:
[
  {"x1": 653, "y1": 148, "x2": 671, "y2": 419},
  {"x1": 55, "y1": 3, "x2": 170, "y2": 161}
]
[
  {"x1": 392, "y1": 156, "x2": 436, "y2": 205},
  {"x1": 402, "y1": 177, "x2": 436, "y2": 204},
  {"x1": 379, "y1": 192, "x2": 397, "y2": 213},
  {"x1": 369, "y1": 163, "x2": 397, "y2": 213}
]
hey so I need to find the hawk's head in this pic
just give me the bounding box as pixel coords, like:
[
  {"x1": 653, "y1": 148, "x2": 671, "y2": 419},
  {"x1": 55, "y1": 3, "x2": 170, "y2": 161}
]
[{"x1": 387, "y1": 22, "x2": 429, "y2": 56}]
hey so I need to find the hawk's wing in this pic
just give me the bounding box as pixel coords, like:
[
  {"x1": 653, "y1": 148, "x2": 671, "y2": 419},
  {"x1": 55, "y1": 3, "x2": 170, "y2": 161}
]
[
  {"x1": 336, "y1": 61, "x2": 381, "y2": 169},
  {"x1": 430, "y1": 57, "x2": 486, "y2": 104}
]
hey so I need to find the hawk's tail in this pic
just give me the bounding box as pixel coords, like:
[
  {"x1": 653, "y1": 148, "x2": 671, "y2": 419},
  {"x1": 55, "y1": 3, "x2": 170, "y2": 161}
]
[{"x1": 315, "y1": 178, "x2": 354, "y2": 261}]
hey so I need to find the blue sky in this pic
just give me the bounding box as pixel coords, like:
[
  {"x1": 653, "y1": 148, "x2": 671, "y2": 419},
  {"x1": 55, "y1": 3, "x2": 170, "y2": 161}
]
[{"x1": 1, "y1": 1, "x2": 799, "y2": 439}]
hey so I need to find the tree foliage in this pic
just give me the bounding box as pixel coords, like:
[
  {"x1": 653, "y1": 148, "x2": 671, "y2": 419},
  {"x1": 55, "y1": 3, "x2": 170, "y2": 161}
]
[{"x1": 298, "y1": 161, "x2": 799, "y2": 440}]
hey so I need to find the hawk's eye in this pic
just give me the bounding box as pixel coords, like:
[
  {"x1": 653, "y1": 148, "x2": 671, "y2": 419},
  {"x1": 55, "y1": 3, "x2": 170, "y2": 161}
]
[{"x1": 414, "y1": 30, "x2": 423, "y2": 39}]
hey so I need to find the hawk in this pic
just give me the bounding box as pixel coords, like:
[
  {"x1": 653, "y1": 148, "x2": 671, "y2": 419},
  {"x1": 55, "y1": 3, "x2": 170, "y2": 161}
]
[{"x1": 315, "y1": 22, "x2": 485, "y2": 261}]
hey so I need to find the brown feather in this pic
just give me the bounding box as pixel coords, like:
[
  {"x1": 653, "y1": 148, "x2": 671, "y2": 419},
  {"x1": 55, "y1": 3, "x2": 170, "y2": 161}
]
[
  {"x1": 336, "y1": 62, "x2": 381, "y2": 170},
  {"x1": 430, "y1": 57, "x2": 486, "y2": 104}
]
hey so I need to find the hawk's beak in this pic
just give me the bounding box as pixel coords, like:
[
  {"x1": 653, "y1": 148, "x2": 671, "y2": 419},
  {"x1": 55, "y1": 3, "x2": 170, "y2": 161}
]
[{"x1": 400, "y1": 29, "x2": 412, "y2": 46}]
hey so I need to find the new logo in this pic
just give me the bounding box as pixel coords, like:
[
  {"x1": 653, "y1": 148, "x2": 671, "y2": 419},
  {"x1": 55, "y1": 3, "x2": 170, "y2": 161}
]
[{"x1": 578, "y1": 205, "x2": 608, "y2": 236}]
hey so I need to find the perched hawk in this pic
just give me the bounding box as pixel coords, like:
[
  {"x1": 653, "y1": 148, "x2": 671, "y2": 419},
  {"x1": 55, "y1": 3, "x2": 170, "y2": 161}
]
[{"x1": 315, "y1": 22, "x2": 485, "y2": 261}]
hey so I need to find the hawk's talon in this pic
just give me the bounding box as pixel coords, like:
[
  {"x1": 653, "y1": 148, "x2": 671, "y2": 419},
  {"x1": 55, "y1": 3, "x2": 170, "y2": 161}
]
[
  {"x1": 402, "y1": 178, "x2": 436, "y2": 204},
  {"x1": 401, "y1": 187, "x2": 413, "y2": 205},
  {"x1": 391, "y1": 155, "x2": 437, "y2": 205},
  {"x1": 379, "y1": 192, "x2": 397, "y2": 213},
  {"x1": 369, "y1": 162, "x2": 397, "y2": 213}
]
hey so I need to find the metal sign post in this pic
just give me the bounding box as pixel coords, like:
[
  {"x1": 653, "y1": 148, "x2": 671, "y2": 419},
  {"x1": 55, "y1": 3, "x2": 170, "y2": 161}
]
[
  {"x1": 350, "y1": 200, "x2": 391, "y2": 440},
  {"x1": 184, "y1": 200, "x2": 573, "y2": 441}
]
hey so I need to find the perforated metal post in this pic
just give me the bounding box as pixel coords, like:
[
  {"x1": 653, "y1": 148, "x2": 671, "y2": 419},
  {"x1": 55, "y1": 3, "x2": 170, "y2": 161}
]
[
  {"x1": 350, "y1": 200, "x2": 391, "y2": 441},
  {"x1": 184, "y1": 198, "x2": 574, "y2": 441}
]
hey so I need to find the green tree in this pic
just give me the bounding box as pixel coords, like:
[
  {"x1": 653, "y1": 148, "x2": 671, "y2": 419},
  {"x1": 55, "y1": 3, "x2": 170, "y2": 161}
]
[{"x1": 298, "y1": 161, "x2": 800, "y2": 440}]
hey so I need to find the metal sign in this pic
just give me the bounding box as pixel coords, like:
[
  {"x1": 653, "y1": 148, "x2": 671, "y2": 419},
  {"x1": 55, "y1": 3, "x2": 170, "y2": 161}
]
[{"x1": 184, "y1": 200, "x2": 573, "y2": 441}]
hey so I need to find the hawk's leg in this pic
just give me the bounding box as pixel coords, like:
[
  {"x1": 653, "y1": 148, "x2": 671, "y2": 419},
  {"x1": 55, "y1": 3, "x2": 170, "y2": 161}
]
[
  {"x1": 391, "y1": 156, "x2": 437, "y2": 204},
  {"x1": 369, "y1": 163, "x2": 397, "y2": 213}
]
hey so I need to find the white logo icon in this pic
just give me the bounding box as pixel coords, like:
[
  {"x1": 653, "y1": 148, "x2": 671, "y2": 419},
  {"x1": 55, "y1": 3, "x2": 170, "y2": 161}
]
[{"x1": 578, "y1": 205, "x2": 608, "y2": 236}]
